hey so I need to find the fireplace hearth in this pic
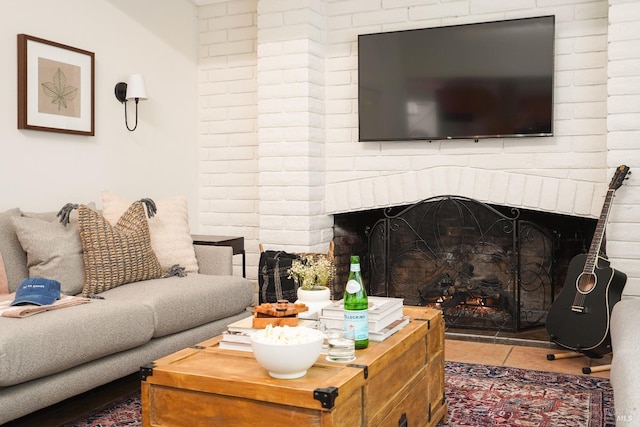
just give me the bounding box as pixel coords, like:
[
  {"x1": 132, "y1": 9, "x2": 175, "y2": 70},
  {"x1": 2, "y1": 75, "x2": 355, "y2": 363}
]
[{"x1": 332, "y1": 196, "x2": 596, "y2": 332}]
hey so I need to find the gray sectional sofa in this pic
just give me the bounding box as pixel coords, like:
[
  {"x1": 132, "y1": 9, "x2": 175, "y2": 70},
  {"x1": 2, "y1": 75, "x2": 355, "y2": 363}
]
[
  {"x1": 610, "y1": 298, "x2": 640, "y2": 426},
  {"x1": 0, "y1": 206, "x2": 254, "y2": 424}
]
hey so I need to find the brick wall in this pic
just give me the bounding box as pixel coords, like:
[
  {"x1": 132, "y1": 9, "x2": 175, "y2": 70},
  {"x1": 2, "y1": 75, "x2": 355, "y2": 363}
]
[
  {"x1": 607, "y1": 0, "x2": 640, "y2": 295},
  {"x1": 324, "y1": 0, "x2": 610, "y2": 217},
  {"x1": 198, "y1": 0, "x2": 260, "y2": 278},
  {"x1": 198, "y1": 0, "x2": 640, "y2": 296},
  {"x1": 256, "y1": 0, "x2": 333, "y2": 254}
]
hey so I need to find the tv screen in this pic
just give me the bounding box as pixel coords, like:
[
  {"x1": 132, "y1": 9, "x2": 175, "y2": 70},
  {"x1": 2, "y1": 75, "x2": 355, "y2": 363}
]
[{"x1": 358, "y1": 16, "x2": 555, "y2": 142}]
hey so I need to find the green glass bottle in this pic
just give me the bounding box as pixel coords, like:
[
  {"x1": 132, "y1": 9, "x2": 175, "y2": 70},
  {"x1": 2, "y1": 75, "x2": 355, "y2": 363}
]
[{"x1": 343, "y1": 255, "x2": 368, "y2": 349}]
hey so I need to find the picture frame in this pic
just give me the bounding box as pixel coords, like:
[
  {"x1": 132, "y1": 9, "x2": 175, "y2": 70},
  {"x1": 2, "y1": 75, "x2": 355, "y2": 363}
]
[{"x1": 17, "y1": 34, "x2": 95, "y2": 136}]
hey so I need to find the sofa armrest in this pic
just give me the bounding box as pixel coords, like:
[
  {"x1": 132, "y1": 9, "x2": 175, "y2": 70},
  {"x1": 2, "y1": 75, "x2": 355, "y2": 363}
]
[{"x1": 194, "y1": 244, "x2": 233, "y2": 276}]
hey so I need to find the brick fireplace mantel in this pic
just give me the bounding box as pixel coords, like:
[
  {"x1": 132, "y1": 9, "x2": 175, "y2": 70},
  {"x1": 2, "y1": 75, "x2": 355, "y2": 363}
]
[{"x1": 326, "y1": 167, "x2": 606, "y2": 219}]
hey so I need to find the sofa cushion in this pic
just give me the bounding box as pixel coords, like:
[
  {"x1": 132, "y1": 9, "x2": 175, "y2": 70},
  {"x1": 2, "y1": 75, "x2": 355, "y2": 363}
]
[
  {"x1": 76, "y1": 201, "x2": 164, "y2": 295},
  {"x1": 610, "y1": 298, "x2": 640, "y2": 422},
  {"x1": 0, "y1": 298, "x2": 155, "y2": 387},
  {"x1": 98, "y1": 273, "x2": 254, "y2": 338},
  {"x1": 0, "y1": 209, "x2": 28, "y2": 292},
  {"x1": 12, "y1": 216, "x2": 85, "y2": 296},
  {"x1": 102, "y1": 191, "x2": 198, "y2": 273},
  {"x1": 0, "y1": 253, "x2": 8, "y2": 295}
]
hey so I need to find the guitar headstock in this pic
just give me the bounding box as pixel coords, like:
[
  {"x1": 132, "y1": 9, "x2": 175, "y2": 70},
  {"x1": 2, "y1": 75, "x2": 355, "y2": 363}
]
[{"x1": 609, "y1": 165, "x2": 630, "y2": 190}]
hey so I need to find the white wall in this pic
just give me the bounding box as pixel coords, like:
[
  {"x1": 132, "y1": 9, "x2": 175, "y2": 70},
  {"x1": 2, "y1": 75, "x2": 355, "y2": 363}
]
[
  {"x1": 0, "y1": 0, "x2": 200, "y2": 224},
  {"x1": 4, "y1": 1, "x2": 636, "y2": 289}
]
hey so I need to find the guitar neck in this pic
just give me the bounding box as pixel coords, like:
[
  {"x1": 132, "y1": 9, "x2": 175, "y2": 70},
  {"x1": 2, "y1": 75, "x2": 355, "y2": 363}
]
[{"x1": 583, "y1": 189, "x2": 615, "y2": 272}]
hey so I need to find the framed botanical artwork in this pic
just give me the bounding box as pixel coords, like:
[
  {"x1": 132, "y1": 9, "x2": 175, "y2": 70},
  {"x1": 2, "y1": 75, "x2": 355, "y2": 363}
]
[{"x1": 17, "y1": 34, "x2": 95, "y2": 136}]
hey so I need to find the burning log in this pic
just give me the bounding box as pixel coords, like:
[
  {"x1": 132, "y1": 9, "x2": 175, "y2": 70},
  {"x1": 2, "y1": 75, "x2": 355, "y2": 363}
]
[{"x1": 417, "y1": 263, "x2": 513, "y2": 315}]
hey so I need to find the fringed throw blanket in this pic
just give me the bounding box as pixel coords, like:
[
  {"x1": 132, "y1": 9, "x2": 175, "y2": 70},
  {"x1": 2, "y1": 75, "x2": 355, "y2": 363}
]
[{"x1": 0, "y1": 294, "x2": 92, "y2": 318}]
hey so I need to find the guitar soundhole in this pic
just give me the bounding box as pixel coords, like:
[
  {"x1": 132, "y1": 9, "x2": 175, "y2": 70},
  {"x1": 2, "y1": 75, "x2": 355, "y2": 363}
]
[{"x1": 577, "y1": 273, "x2": 596, "y2": 293}]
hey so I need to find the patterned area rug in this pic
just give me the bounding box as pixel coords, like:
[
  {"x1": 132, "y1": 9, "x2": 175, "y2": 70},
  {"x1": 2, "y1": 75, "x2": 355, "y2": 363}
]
[
  {"x1": 64, "y1": 362, "x2": 615, "y2": 427},
  {"x1": 441, "y1": 362, "x2": 615, "y2": 427},
  {"x1": 61, "y1": 392, "x2": 141, "y2": 427}
]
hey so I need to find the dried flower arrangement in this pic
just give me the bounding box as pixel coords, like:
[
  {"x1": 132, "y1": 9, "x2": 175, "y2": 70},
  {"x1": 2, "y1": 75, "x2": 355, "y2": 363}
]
[{"x1": 288, "y1": 255, "x2": 333, "y2": 291}]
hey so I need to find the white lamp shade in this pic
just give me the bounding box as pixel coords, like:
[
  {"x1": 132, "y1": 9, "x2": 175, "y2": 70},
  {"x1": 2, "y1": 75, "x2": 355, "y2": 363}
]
[{"x1": 126, "y1": 74, "x2": 147, "y2": 100}]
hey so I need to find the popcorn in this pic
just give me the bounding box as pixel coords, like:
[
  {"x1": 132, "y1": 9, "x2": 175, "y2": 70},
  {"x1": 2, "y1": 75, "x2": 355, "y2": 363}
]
[{"x1": 253, "y1": 325, "x2": 319, "y2": 345}]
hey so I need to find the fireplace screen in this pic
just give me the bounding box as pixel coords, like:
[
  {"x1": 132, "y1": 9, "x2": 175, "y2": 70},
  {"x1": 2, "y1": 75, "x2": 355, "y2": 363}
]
[{"x1": 367, "y1": 196, "x2": 554, "y2": 331}]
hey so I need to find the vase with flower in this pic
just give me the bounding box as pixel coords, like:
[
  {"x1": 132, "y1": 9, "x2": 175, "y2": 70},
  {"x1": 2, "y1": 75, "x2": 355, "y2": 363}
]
[{"x1": 288, "y1": 254, "x2": 334, "y2": 318}]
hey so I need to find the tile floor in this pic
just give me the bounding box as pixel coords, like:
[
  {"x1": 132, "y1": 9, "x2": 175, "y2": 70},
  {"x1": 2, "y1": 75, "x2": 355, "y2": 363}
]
[
  {"x1": 445, "y1": 338, "x2": 612, "y2": 379},
  {"x1": 444, "y1": 324, "x2": 612, "y2": 378}
]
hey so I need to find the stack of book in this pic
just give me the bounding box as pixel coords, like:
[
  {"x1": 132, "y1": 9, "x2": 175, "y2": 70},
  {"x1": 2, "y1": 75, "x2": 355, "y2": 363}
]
[
  {"x1": 218, "y1": 316, "x2": 317, "y2": 352},
  {"x1": 319, "y1": 296, "x2": 408, "y2": 342}
]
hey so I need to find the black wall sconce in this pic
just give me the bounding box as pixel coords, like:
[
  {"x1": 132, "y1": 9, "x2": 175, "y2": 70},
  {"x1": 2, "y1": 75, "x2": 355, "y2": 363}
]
[{"x1": 114, "y1": 74, "x2": 147, "y2": 131}]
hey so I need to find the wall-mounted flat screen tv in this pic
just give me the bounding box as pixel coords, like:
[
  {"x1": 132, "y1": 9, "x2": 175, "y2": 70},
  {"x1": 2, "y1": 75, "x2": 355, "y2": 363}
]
[{"x1": 358, "y1": 16, "x2": 555, "y2": 142}]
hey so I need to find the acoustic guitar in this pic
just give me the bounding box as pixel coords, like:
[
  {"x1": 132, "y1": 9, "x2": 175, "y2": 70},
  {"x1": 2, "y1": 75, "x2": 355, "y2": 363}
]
[{"x1": 545, "y1": 165, "x2": 630, "y2": 358}]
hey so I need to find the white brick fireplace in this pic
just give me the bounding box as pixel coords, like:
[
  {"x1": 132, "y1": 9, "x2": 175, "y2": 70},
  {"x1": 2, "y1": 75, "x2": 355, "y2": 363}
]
[{"x1": 197, "y1": 0, "x2": 640, "y2": 295}]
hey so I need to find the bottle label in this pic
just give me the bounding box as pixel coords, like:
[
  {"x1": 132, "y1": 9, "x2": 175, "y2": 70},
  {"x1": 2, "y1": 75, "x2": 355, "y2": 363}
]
[
  {"x1": 346, "y1": 279, "x2": 361, "y2": 293},
  {"x1": 344, "y1": 309, "x2": 368, "y2": 340}
]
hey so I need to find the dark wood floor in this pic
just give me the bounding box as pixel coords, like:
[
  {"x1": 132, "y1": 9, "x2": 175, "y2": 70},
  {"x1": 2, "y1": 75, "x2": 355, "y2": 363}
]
[{"x1": 3, "y1": 373, "x2": 140, "y2": 427}]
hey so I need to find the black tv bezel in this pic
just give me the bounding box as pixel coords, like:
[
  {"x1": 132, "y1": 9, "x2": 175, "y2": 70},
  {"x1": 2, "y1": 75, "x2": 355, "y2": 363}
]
[{"x1": 357, "y1": 15, "x2": 556, "y2": 142}]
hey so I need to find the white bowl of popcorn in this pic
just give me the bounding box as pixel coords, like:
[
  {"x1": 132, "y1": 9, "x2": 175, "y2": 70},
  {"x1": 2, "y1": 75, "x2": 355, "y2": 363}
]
[{"x1": 251, "y1": 325, "x2": 324, "y2": 379}]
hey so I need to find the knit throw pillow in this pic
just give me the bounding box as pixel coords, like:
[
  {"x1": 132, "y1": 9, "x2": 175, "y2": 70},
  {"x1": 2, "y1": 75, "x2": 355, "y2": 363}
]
[{"x1": 68, "y1": 200, "x2": 164, "y2": 296}]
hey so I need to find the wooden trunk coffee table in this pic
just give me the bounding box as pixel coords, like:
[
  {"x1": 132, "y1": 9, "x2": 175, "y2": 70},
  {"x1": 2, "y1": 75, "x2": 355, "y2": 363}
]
[{"x1": 141, "y1": 306, "x2": 446, "y2": 426}]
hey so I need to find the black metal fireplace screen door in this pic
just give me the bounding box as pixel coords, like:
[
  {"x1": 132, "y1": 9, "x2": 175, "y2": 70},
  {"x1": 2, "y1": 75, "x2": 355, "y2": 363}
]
[{"x1": 366, "y1": 195, "x2": 554, "y2": 331}]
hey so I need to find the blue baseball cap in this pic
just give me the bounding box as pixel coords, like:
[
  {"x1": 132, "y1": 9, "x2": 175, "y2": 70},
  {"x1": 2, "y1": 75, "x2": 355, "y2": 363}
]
[{"x1": 11, "y1": 278, "x2": 61, "y2": 306}]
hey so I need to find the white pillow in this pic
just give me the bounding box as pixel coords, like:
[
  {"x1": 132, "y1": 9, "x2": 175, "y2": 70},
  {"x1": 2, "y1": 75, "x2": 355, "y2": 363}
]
[{"x1": 101, "y1": 191, "x2": 198, "y2": 273}]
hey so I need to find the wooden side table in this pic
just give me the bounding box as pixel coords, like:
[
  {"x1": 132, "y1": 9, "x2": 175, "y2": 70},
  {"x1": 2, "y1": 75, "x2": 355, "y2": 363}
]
[{"x1": 191, "y1": 235, "x2": 246, "y2": 277}]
